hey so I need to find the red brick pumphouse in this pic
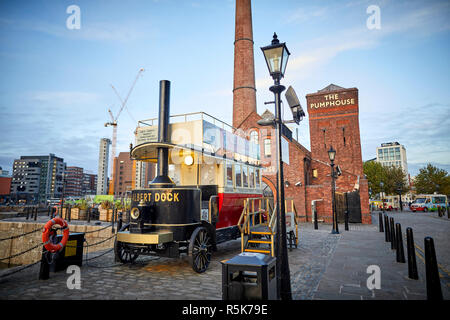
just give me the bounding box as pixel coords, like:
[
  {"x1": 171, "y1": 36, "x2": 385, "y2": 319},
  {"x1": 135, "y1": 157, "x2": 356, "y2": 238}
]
[{"x1": 232, "y1": 0, "x2": 371, "y2": 225}]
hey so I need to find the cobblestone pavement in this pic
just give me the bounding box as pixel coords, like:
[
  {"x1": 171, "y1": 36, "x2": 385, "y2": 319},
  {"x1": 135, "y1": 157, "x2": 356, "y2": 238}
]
[
  {"x1": 0, "y1": 211, "x2": 448, "y2": 300},
  {"x1": 313, "y1": 210, "x2": 449, "y2": 300}
]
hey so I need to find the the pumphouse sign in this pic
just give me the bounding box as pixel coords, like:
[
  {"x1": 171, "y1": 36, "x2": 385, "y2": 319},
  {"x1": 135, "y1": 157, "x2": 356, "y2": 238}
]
[
  {"x1": 309, "y1": 92, "x2": 356, "y2": 109},
  {"x1": 307, "y1": 84, "x2": 359, "y2": 117}
]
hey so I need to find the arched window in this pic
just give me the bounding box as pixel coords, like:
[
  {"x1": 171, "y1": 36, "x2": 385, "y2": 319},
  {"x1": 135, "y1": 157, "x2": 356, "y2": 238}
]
[
  {"x1": 250, "y1": 130, "x2": 259, "y2": 145},
  {"x1": 264, "y1": 138, "x2": 272, "y2": 157}
]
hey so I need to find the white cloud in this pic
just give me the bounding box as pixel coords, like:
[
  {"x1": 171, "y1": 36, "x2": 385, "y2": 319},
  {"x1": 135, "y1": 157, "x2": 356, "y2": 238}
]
[{"x1": 30, "y1": 91, "x2": 102, "y2": 106}]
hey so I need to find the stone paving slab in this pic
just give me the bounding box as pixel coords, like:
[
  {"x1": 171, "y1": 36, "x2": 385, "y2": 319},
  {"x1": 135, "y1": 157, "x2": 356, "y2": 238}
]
[{"x1": 1, "y1": 211, "x2": 448, "y2": 300}]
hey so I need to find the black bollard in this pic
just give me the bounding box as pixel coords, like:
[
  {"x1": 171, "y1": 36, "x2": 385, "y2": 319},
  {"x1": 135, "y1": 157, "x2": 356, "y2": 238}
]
[
  {"x1": 111, "y1": 207, "x2": 115, "y2": 234},
  {"x1": 344, "y1": 210, "x2": 349, "y2": 231},
  {"x1": 314, "y1": 208, "x2": 318, "y2": 230},
  {"x1": 39, "y1": 251, "x2": 50, "y2": 280},
  {"x1": 406, "y1": 227, "x2": 418, "y2": 280},
  {"x1": 390, "y1": 217, "x2": 396, "y2": 250},
  {"x1": 379, "y1": 212, "x2": 384, "y2": 232},
  {"x1": 384, "y1": 215, "x2": 390, "y2": 242},
  {"x1": 395, "y1": 223, "x2": 405, "y2": 263},
  {"x1": 87, "y1": 207, "x2": 91, "y2": 223},
  {"x1": 118, "y1": 212, "x2": 123, "y2": 231},
  {"x1": 25, "y1": 206, "x2": 30, "y2": 220},
  {"x1": 47, "y1": 206, "x2": 51, "y2": 217},
  {"x1": 448, "y1": 206, "x2": 450, "y2": 219},
  {"x1": 68, "y1": 205, "x2": 71, "y2": 222},
  {"x1": 424, "y1": 237, "x2": 443, "y2": 300},
  {"x1": 34, "y1": 207, "x2": 38, "y2": 221}
]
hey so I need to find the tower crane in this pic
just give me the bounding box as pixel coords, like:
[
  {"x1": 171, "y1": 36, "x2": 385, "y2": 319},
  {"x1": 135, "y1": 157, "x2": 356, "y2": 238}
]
[{"x1": 105, "y1": 67, "x2": 145, "y2": 195}]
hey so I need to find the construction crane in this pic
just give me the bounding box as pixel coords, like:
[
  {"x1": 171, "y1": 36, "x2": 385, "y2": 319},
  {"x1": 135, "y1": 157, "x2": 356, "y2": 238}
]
[{"x1": 105, "y1": 67, "x2": 145, "y2": 195}]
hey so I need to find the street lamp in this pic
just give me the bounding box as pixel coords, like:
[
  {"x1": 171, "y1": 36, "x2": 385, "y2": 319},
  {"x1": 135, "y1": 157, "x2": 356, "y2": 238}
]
[
  {"x1": 380, "y1": 181, "x2": 385, "y2": 213},
  {"x1": 260, "y1": 32, "x2": 292, "y2": 301},
  {"x1": 328, "y1": 146, "x2": 339, "y2": 234}
]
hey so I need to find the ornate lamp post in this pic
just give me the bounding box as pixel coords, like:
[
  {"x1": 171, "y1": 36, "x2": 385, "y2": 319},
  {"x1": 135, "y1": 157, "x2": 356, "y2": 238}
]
[
  {"x1": 328, "y1": 146, "x2": 339, "y2": 234},
  {"x1": 380, "y1": 181, "x2": 385, "y2": 213},
  {"x1": 260, "y1": 32, "x2": 292, "y2": 300}
]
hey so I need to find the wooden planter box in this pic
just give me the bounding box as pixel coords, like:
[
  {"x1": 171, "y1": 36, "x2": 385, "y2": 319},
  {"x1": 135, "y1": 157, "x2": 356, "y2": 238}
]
[{"x1": 99, "y1": 208, "x2": 112, "y2": 222}]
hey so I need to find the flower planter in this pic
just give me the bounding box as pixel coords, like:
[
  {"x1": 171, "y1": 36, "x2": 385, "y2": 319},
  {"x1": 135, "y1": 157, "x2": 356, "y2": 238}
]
[{"x1": 99, "y1": 208, "x2": 112, "y2": 222}]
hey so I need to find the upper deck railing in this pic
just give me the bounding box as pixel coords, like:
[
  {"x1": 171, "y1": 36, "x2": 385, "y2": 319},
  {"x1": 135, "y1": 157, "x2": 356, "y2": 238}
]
[
  {"x1": 135, "y1": 112, "x2": 260, "y2": 163},
  {"x1": 138, "y1": 112, "x2": 236, "y2": 133}
]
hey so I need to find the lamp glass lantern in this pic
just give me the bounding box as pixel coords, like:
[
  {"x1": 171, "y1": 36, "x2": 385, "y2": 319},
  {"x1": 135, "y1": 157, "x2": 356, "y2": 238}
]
[
  {"x1": 328, "y1": 146, "x2": 336, "y2": 162},
  {"x1": 261, "y1": 33, "x2": 290, "y2": 79}
]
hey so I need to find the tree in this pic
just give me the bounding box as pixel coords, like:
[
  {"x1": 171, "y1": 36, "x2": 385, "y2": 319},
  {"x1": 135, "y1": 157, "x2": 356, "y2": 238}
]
[
  {"x1": 363, "y1": 161, "x2": 384, "y2": 196},
  {"x1": 382, "y1": 165, "x2": 410, "y2": 196},
  {"x1": 363, "y1": 161, "x2": 409, "y2": 197},
  {"x1": 414, "y1": 164, "x2": 450, "y2": 196}
]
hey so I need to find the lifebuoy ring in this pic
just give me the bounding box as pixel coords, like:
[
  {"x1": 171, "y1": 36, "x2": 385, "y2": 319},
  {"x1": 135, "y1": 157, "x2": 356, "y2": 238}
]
[{"x1": 42, "y1": 216, "x2": 70, "y2": 253}]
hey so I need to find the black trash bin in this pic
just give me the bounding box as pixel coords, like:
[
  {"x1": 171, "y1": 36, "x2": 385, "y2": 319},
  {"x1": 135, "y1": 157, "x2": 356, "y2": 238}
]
[{"x1": 221, "y1": 252, "x2": 277, "y2": 300}]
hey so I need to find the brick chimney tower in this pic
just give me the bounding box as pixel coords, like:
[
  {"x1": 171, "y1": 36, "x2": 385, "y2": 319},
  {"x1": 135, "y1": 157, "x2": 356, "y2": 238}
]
[{"x1": 233, "y1": 0, "x2": 257, "y2": 129}]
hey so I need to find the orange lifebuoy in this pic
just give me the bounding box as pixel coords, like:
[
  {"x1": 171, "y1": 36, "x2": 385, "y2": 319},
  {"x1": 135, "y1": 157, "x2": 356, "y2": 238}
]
[{"x1": 42, "y1": 216, "x2": 70, "y2": 253}]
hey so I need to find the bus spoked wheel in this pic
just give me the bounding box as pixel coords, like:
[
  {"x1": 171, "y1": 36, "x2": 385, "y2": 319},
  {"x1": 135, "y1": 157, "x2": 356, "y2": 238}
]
[
  {"x1": 189, "y1": 226, "x2": 212, "y2": 273},
  {"x1": 114, "y1": 239, "x2": 139, "y2": 264}
]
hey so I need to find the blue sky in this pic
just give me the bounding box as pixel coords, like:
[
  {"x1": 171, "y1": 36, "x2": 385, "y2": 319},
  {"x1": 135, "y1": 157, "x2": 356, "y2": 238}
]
[{"x1": 0, "y1": 0, "x2": 449, "y2": 176}]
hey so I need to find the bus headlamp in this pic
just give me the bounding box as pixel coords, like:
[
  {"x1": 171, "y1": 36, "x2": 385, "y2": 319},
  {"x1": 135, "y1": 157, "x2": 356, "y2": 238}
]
[
  {"x1": 130, "y1": 207, "x2": 140, "y2": 220},
  {"x1": 184, "y1": 155, "x2": 194, "y2": 166}
]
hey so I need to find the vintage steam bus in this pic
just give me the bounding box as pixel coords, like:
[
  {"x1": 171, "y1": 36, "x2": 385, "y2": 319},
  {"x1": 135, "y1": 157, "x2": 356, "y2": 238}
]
[{"x1": 114, "y1": 80, "x2": 264, "y2": 272}]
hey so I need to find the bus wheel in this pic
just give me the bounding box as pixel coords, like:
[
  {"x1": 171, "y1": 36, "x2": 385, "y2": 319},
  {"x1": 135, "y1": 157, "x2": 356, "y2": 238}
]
[
  {"x1": 114, "y1": 240, "x2": 139, "y2": 264},
  {"x1": 189, "y1": 226, "x2": 212, "y2": 273}
]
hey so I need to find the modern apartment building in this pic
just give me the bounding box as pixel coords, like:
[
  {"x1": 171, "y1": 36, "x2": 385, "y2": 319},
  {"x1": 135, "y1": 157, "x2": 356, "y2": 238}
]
[
  {"x1": 97, "y1": 138, "x2": 111, "y2": 195},
  {"x1": 133, "y1": 161, "x2": 156, "y2": 189},
  {"x1": 376, "y1": 142, "x2": 408, "y2": 173},
  {"x1": 82, "y1": 173, "x2": 97, "y2": 196},
  {"x1": 10, "y1": 154, "x2": 65, "y2": 204},
  {"x1": 113, "y1": 152, "x2": 133, "y2": 197},
  {"x1": 0, "y1": 166, "x2": 10, "y2": 177},
  {"x1": 64, "y1": 166, "x2": 84, "y2": 198}
]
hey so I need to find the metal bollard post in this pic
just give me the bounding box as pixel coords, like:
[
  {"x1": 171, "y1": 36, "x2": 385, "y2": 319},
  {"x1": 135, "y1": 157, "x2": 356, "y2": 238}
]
[
  {"x1": 314, "y1": 208, "x2": 318, "y2": 230},
  {"x1": 26, "y1": 206, "x2": 30, "y2": 220},
  {"x1": 111, "y1": 207, "x2": 115, "y2": 234},
  {"x1": 34, "y1": 207, "x2": 38, "y2": 221},
  {"x1": 68, "y1": 205, "x2": 71, "y2": 222},
  {"x1": 389, "y1": 217, "x2": 397, "y2": 250},
  {"x1": 384, "y1": 215, "x2": 390, "y2": 242},
  {"x1": 87, "y1": 207, "x2": 91, "y2": 223},
  {"x1": 379, "y1": 212, "x2": 384, "y2": 232},
  {"x1": 390, "y1": 217, "x2": 396, "y2": 250},
  {"x1": 47, "y1": 206, "x2": 51, "y2": 217},
  {"x1": 118, "y1": 212, "x2": 123, "y2": 232},
  {"x1": 448, "y1": 206, "x2": 450, "y2": 219},
  {"x1": 39, "y1": 251, "x2": 50, "y2": 280},
  {"x1": 406, "y1": 227, "x2": 418, "y2": 280},
  {"x1": 424, "y1": 237, "x2": 443, "y2": 300},
  {"x1": 344, "y1": 210, "x2": 349, "y2": 231},
  {"x1": 395, "y1": 223, "x2": 405, "y2": 263}
]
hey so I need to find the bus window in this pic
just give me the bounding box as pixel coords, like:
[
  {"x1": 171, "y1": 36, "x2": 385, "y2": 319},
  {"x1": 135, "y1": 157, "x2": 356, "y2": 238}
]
[
  {"x1": 226, "y1": 162, "x2": 233, "y2": 187},
  {"x1": 235, "y1": 164, "x2": 242, "y2": 188},
  {"x1": 243, "y1": 166, "x2": 248, "y2": 188},
  {"x1": 249, "y1": 166, "x2": 255, "y2": 188},
  {"x1": 255, "y1": 168, "x2": 261, "y2": 188},
  {"x1": 169, "y1": 164, "x2": 181, "y2": 185}
]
